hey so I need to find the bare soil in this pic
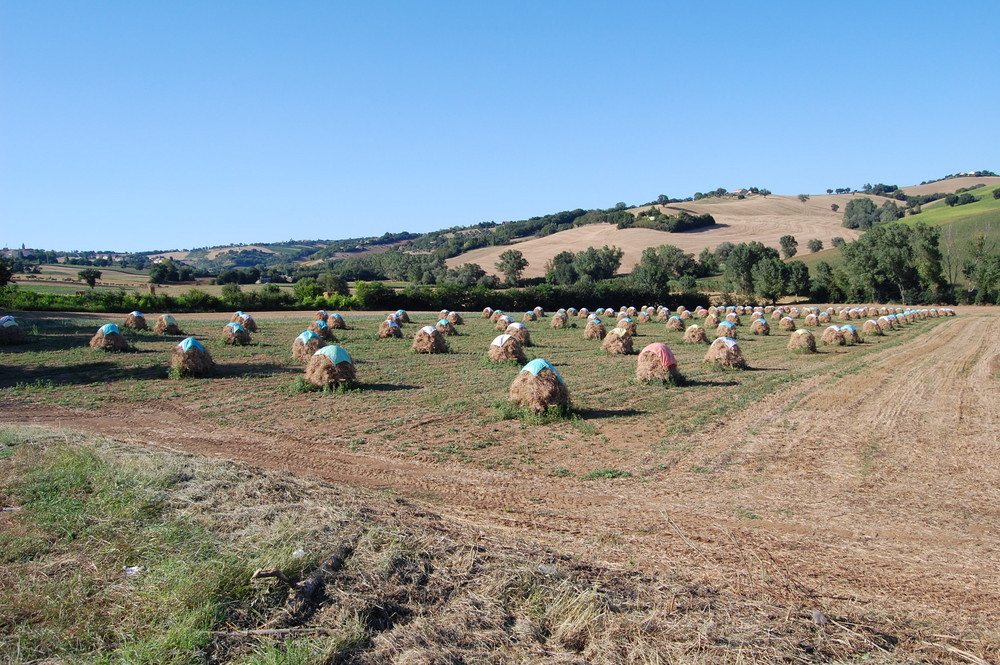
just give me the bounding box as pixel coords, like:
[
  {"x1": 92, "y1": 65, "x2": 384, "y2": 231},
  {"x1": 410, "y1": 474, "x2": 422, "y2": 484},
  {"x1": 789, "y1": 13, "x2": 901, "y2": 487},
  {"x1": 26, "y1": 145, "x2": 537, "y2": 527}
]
[{"x1": 2, "y1": 307, "x2": 998, "y2": 656}]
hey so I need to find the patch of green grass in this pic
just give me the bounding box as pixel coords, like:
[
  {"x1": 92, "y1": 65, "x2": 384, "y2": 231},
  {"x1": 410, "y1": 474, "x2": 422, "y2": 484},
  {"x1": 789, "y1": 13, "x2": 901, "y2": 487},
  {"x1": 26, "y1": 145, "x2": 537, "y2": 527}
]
[{"x1": 581, "y1": 468, "x2": 631, "y2": 481}]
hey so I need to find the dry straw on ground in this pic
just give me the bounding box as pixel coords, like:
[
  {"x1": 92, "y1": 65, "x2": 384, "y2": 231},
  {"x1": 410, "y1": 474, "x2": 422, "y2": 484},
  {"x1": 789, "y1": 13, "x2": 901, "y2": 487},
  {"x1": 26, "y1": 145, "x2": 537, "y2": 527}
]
[
  {"x1": 412, "y1": 326, "x2": 448, "y2": 354},
  {"x1": 704, "y1": 336, "x2": 747, "y2": 369},
  {"x1": 123, "y1": 311, "x2": 147, "y2": 330},
  {"x1": 292, "y1": 331, "x2": 325, "y2": 362},
  {"x1": 378, "y1": 319, "x2": 403, "y2": 339},
  {"x1": 822, "y1": 326, "x2": 846, "y2": 345},
  {"x1": 488, "y1": 334, "x2": 526, "y2": 364},
  {"x1": 304, "y1": 346, "x2": 356, "y2": 388},
  {"x1": 170, "y1": 338, "x2": 214, "y2": 376},
  {"x1": 223, "y1": 322, "x2": 251, "y2": 346},
  {"x1": 787, "y1": 329, "x2": 817, "y2": 353},
  {"x1": 683, "y1": 324, "x2": 708, "y2": 344},
  {"x1": 508, "y1": 359, "x2": 569, "y2": 414},
  {"x1": 505, "y1": 323, "x2": 531, "y2": 346},
  {"x1": 89, "y1": 324, "x2": 130, "y2": 352},
  {"x1": 636, "y1": 343, "x2": 683, "y2": 385},
  {"x1": 152, "y1": 314, "x2": 183, "y2": 335},
  {"x1": 602, "y1": 328, "x2": 633, "y2": 355},
  {"x1": 583, "y1": 320, "x2": 606, "y2": 340}
]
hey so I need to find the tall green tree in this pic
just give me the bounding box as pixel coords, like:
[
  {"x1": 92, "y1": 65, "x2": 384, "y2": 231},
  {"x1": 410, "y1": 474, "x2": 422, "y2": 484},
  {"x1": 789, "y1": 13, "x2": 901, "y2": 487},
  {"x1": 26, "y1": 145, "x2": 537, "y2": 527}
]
[
  {"x1": 0, "y1": 258, "x2": 12, "y2": 287},
  {"x1": 779, "y1": 235, "x2": 798, "y2": 259},
  {"x1": 750, "y1": 257, "x2": 787, "y2": 303},
  {"x1": 630, "y1": 245, "x2": 695, "y2": 294},
  {"x1": 842, "y1": 197, "x2": 879, "y2": 229},
  {"x1": 495, "y1": 249, "x2": 528, "y2": 287},
  {"x1": 77, "y1": 268, "x2": 102, "y2": 289},
  {"x1": 785, "y1": 260, "x2": 811, "y2": 298},
  {"x1": 722, "y1": 241, "x2": 780, "y2": 296},
  {"x1": 545, "y1": 251, "x2": 577, "y2": 285},
  {"x1": 841, "y1": 222, "x2": 946, "y2": 303}
]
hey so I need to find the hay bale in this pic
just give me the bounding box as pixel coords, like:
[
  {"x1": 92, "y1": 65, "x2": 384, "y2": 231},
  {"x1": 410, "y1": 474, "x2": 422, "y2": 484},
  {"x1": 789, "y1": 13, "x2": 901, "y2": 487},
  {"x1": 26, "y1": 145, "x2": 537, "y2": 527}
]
[
  {"x1": 436, "y1": 318, "x2": 458, "y2": 336},
  {"x1": 523, "y1": 311, "x2": 537, "y2": 322},
  {"x1": 482, "y1": 307, "x2": 494, "y2": 318},
  {"x1": 618, "y1": 318, "x2": 637, "y2": 336},
  {"x1": 447, "y1": 311, "x2": 463, "y2": 325},
  {"x1": 577, "y1": 307, "x2": 589, "y2": 318},
  {"x1": 679, "y1": 309, "x2": 692, "y2": 320},
  {"x1": 232, "y1": 312, "x2": 258, "y2": 332},
  {"x1": 327, "y1": 313, "x2": 347, "y2": 330},
  {"x1": 694, "y1": 307, "x2": 708, "y2": 318},
  {"x1": 170, "y1": 338, "x2": 214, "y2": 377},
  {"x1": 704, "y1": 313, "x2": 719, "y2": 328},
  {"x1": 725, "y1": 312, "x2": 741, "y2": 325},
  {"x1": 804, "y1": 313, "x2": 819, "y2": 326},
  {"x1": 683, "y1": 324, "x2": 708, "y2": 344},
  {"x1": 602, "y1": 328, "x2": 633, "y2": 355},
  {"x1": 583, "y1": 319, "x2": 606, "y2": 340},
  {"x1": 716, "y1": 321, "x2": 737, "y2": 338},
  {"x1": 838, "y1": 309, "x2": 852, "y2": 321},
  {"x1": 293, "y1": 330, "x2": 325, "y2": 362},
  {"x1": 315, "y1": 310, "x2": 329, "y2": 323},
  {"x1": 818, "y1": 312, "x2": 831, "y2": 324},
  {"x1": 490, "y1": 310, "x2": 505, "y2": 323},
  {"x1": 534, "y1": 306, "x2": 545, "y2": 318},
  {"x1": 89, "y1": 324, "x2": 130, "y2": 352},
  {"x1": 304, "y1": 345, "x2": 356, "y2": 387},
  {"x1": 636, "y1": 343, "x2": 683, "y2": 385},
  {"x1": 550, "y1": 314, "x2": 567, "y2": 329},
  {"x1": 878, "y1": 307, "x2": 890, "y2": 316},
  {"x1": 603, "y1": 308, "x2": 615, "y2": 317},
  {"x1": 378, "y1": 319, "x2": 403, "y2": 339},
  {"x1": 567, "y1": 307, "x2": 578, "y2": 317},
  {"x1": 395, "y1": 309, "x2": 410, "y2": 324},
  {"x1": 787, "y1": 329, "x2": 816, "y2": 353},
  {"x1": 412, "y1": 326, "x2": 448, "y2": 354},
  {"x1": 877, "y1": 316, "x2": 892, "y2": 330},
  {"x1": 0, "y1": 316, "x2": 25, "y2": 344},
  {"x1": 309, "y1": 320, "x2": 334, "y2": 340},
  {"x1": 822, "y1": 325, "x2": 845, "y2": 345},
  {"x1": 750, "y1": 318, "x2": 770, "y2": 335},
  {"x1": 637, "y1": 311, "x2": 652, "y2": 323},
  {"x1": 488, "y1": 334, "x2": 526, "y2": 364},
  {"x1": 840, "y1": 324, "x2": 861, "y2": 345},
  {"x1": 152, "y1": 314, "x2": 183, "y2": 335},
  {"x1": 666, "y1": 316, "x2": 684, "y2": 332},
  {"x1": 704, "y1": 337, "x2": 746, "y2": 369},
  {"x1": 124, "y1": 311, "x2": 147, "y2": 330},
  {"x1": 616, "y1": 311, "x2": 628, "y2": 321},
  {"x1": 495, "y1": 315, "x2": 515, "y2": 331},
  {"x1": 508, "y1": 359, "x2": 569, "y2": 414},
  {"x1": 656, "y1": 309, "x2": 670, "y2": 322},
  {"x1": 223, "y1": 322, "x2": 251, "y2": 346},
  {"x1": 707, "y1": 306, "x2": 719, "y2": 316},
  {"x1": 505, "y1": 322, "x2": 531, "y2": 346},
  {"x1": 779, "y1": 316, "x2": 796, "y2": 331}
]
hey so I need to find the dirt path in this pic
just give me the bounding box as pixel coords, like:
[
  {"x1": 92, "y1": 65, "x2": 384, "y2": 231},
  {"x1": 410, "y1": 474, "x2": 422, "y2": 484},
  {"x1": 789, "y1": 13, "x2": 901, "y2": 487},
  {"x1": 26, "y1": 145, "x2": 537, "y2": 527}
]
[{"x1": 3, "y1": 311, "x2": 998, "y2": 641}]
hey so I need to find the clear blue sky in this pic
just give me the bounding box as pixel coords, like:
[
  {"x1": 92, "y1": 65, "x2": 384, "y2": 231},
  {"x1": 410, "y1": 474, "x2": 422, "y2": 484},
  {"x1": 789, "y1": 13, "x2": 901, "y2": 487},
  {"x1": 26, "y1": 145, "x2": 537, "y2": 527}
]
[{"x1": 2, "y1": 1, "x2": 998, "y2": 253}]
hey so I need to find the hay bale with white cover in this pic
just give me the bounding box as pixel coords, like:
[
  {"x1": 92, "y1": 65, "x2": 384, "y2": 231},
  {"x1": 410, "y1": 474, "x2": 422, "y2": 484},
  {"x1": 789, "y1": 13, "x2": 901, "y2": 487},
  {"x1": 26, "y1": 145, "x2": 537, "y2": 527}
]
[
  {"x1": 505, "y1": 322, "x2": 531, "y2": 346},
  {"x1": 482, "y1": 307, "x2": 493, "y2": 318},
  {"x1": 124, "y1": 311, "x2": 147, "y2": 330},
  {"x1": 602, "y1": 327, "x2": 633, "y2": 355},
  {"x1": 378, "y1": 319, "x2": 403, "y2": 339},
  {"x1": 315, "y1": 310, "x2": 329, "y2": 323},
  {"x1": 304, "y1": 345, "x2": 356, "y2": 388},
  {"x1": 577, "y1": 307, "x2": 589, "y2": 318},
  {"x1": 636, "y1": 343, "x2": 684, "y2": 385},
  {"x1": 725, "y1": 312, "x2": 741, "y2": 326},
  {"x1": 704, "y1": 336, "x2": 746, "y2": 369},
  {"x1": 309, "y1": 319, "x2": 334, "y2": 341},
  {"x1": 534, "y1": 306, "x2": 545, "y2": 318},
  {"x1": 822, "y1": 325, "x2": 845, "y2": 346},
  {"x1": 495, "y1": 315, "x2": 515, "y2": 331},
  {"x1": 583, "y1": 318, "x2": 606, "y2": 340},
  {"x1": 683, "y1": 324, "x2": 708, "y2": 344},
  {"x1": 666, "y1": 315, "x2": 684, "y2": 332},
  {"x1": 0, "y1": 315, "x2": 25, "y2": 344},
  {"x1": 412, "y1": 326, "x2": 448, "y2": 354},
  {"x1": 779, "y1": 316, "x2": 796, "y2": 331},
  {"x1": 89, "y1": 323, "x2": 130, "y2": 352},
  {"x1": 293, "y1": 330, "x2": 325, "y2": 361},
  {"x1": 436, "y1": 318, "x2": 457, "y2": 336},
  {"x1": 223, "y1": 322, "x2": 251, "y2": 346},
  {"x1": 750, "y1": 318, "x2": 770, "y2": 335},
  {"x1": 232, "y1": 312, "x2": 258, "y2": 333},
  {"x1": 488, "y1": 334, "x2": 526, "y2": 364},
  {"x1": 804, "y1": 313, "x2": 819, "y2": 326},
  {"x1": 446, "y1": 311, "x2": 463, "y2": 325},
  {"x1": 508, "y1": 359, "x2": 569, "y2": 414},
  {"x1": 656, "y1": 308, "x2": 670, "y2": 322},
  {"x1": 153, "y1": 314, "x2": 183, "y2": 335},
  {"x1": 787, "y1": 329, "x2": 816, "y2": 353},
  {"x1": 170, "y1": 337, "x2": 214, "y2": 376}
]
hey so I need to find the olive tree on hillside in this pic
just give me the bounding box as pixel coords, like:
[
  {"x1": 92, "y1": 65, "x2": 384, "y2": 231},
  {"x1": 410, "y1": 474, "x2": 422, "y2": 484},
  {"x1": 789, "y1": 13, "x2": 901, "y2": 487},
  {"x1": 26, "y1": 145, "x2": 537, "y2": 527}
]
[{"x1": 495, "y1": 249, "x2": 528, "y2": 287}]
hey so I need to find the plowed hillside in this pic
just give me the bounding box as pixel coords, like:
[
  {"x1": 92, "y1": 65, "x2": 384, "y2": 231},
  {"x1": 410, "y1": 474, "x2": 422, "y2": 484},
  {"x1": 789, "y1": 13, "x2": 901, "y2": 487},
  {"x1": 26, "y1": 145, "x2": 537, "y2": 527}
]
[
  {"x1": 900, "y1": 175, "x2": 1000, "y2": 196},
  {"x1": 448, "y1": 193, "x2": 879, "y2": 278}
]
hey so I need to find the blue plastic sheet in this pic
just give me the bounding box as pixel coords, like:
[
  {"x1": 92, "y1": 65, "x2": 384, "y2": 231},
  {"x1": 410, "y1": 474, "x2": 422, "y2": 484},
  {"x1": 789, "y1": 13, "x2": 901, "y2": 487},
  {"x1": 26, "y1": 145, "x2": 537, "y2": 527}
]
[
  {"x1": 98, "y1": 323, "x2": 119, "y2": 335},
  {"x1": 178, "y1": 337, "x2": 204, "y2": 352},
  {"x1": 520, "y1": 358, "x2": 563, "y2": 384},
  {"x1": 314, "y1": 345, "x2": 352, "y2": 366}
]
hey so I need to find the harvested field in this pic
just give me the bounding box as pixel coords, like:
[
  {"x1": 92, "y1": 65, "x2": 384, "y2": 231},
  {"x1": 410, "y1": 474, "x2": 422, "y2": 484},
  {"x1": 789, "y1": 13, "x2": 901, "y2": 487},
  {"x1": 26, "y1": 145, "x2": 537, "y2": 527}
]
[{"x1": 1, "y1": 306, "x2": 998, "y2": 663}]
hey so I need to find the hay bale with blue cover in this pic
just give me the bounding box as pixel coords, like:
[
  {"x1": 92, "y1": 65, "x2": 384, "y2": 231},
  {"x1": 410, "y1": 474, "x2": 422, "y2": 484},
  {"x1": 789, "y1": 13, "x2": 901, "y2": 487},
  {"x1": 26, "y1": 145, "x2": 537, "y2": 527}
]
[
  {"x1": 841, "y1": 324, "x2": 861, "y2": 345},
  {"x1": 89, "y1": 323, "x2": 130, "y2": 352},
  {"x1": 666, "y1": 315, "x2": 684, "y2": 332},
  {"x1": 304, "y1": 345, "x2": 355, "y2": 387},
  {"x1": 583, "y1": 318, "x2": 605, "y2": 340},
  {"x1": 822, "y1": 325, "x2": 846, "y2": 346},
  {"x1": 293, "y1": 330, "x2": 325, "y2": 362},
  {"x1": 378, "y1": 319, "x2": 403, "y2": 339},
  {"x1": 704, "y1": 336, "x2": 746, "y2": 369},
  {"x1": 436, "y1": 318, "x2": 457, "y2": 336},
  {"x1": 395, "y1": 309, "x2": 410, "y2": 324},
  {"x1": 550, "y1": 313, "x2": 567, "y2": 329},
  {"x1": 308, "y1": 319, "x2": 333, "y2": 341},
  {"x1": 636, "y1": 343, "x2": 683, "y2": 385},
  {"x1": 716, "y1": 320, "x2": 737, "y2": 339},
  {"x1": 328, "y1": 312, "x2": 347, "y2": 330},
  {"x1": 0, "y1": 315, "x2": 25, "y2": 344},
  {"x1": 231, "y1": 312, "x2": 258, "y2": 333},
  {"x1": 505, "y1": 322, "x2": 531, "y2": 346},
  {"x1": 170, "y1": 337, "x2": 214, "y2": 376},
  {"x1": 488, "y1": 334, "x2": 526, "y2": 364},
  {"x1": 224, "y1": 322, "x2": 251, "y2": 346},
  {"x1": 523, "y1": 310, "x2": 537, "y2": 322},
  {"x1": 508, "y1": 359, "x2": 569, "y2": 414},
  {"x1": 750, "y1": 318, "x2": 770, "y2": 335},
  {"x1": 412, "y1": 326, "x2": 448, "y2": 354},
  {"x1": 124, "y1": 310, "x2": 147, "y2": 330},
  {"x1": 153, "y1": 314, "x2": 183, "y2": 335},
  {"x1": 618, "y1": 317, "x2": 637, "y2": 337}
]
